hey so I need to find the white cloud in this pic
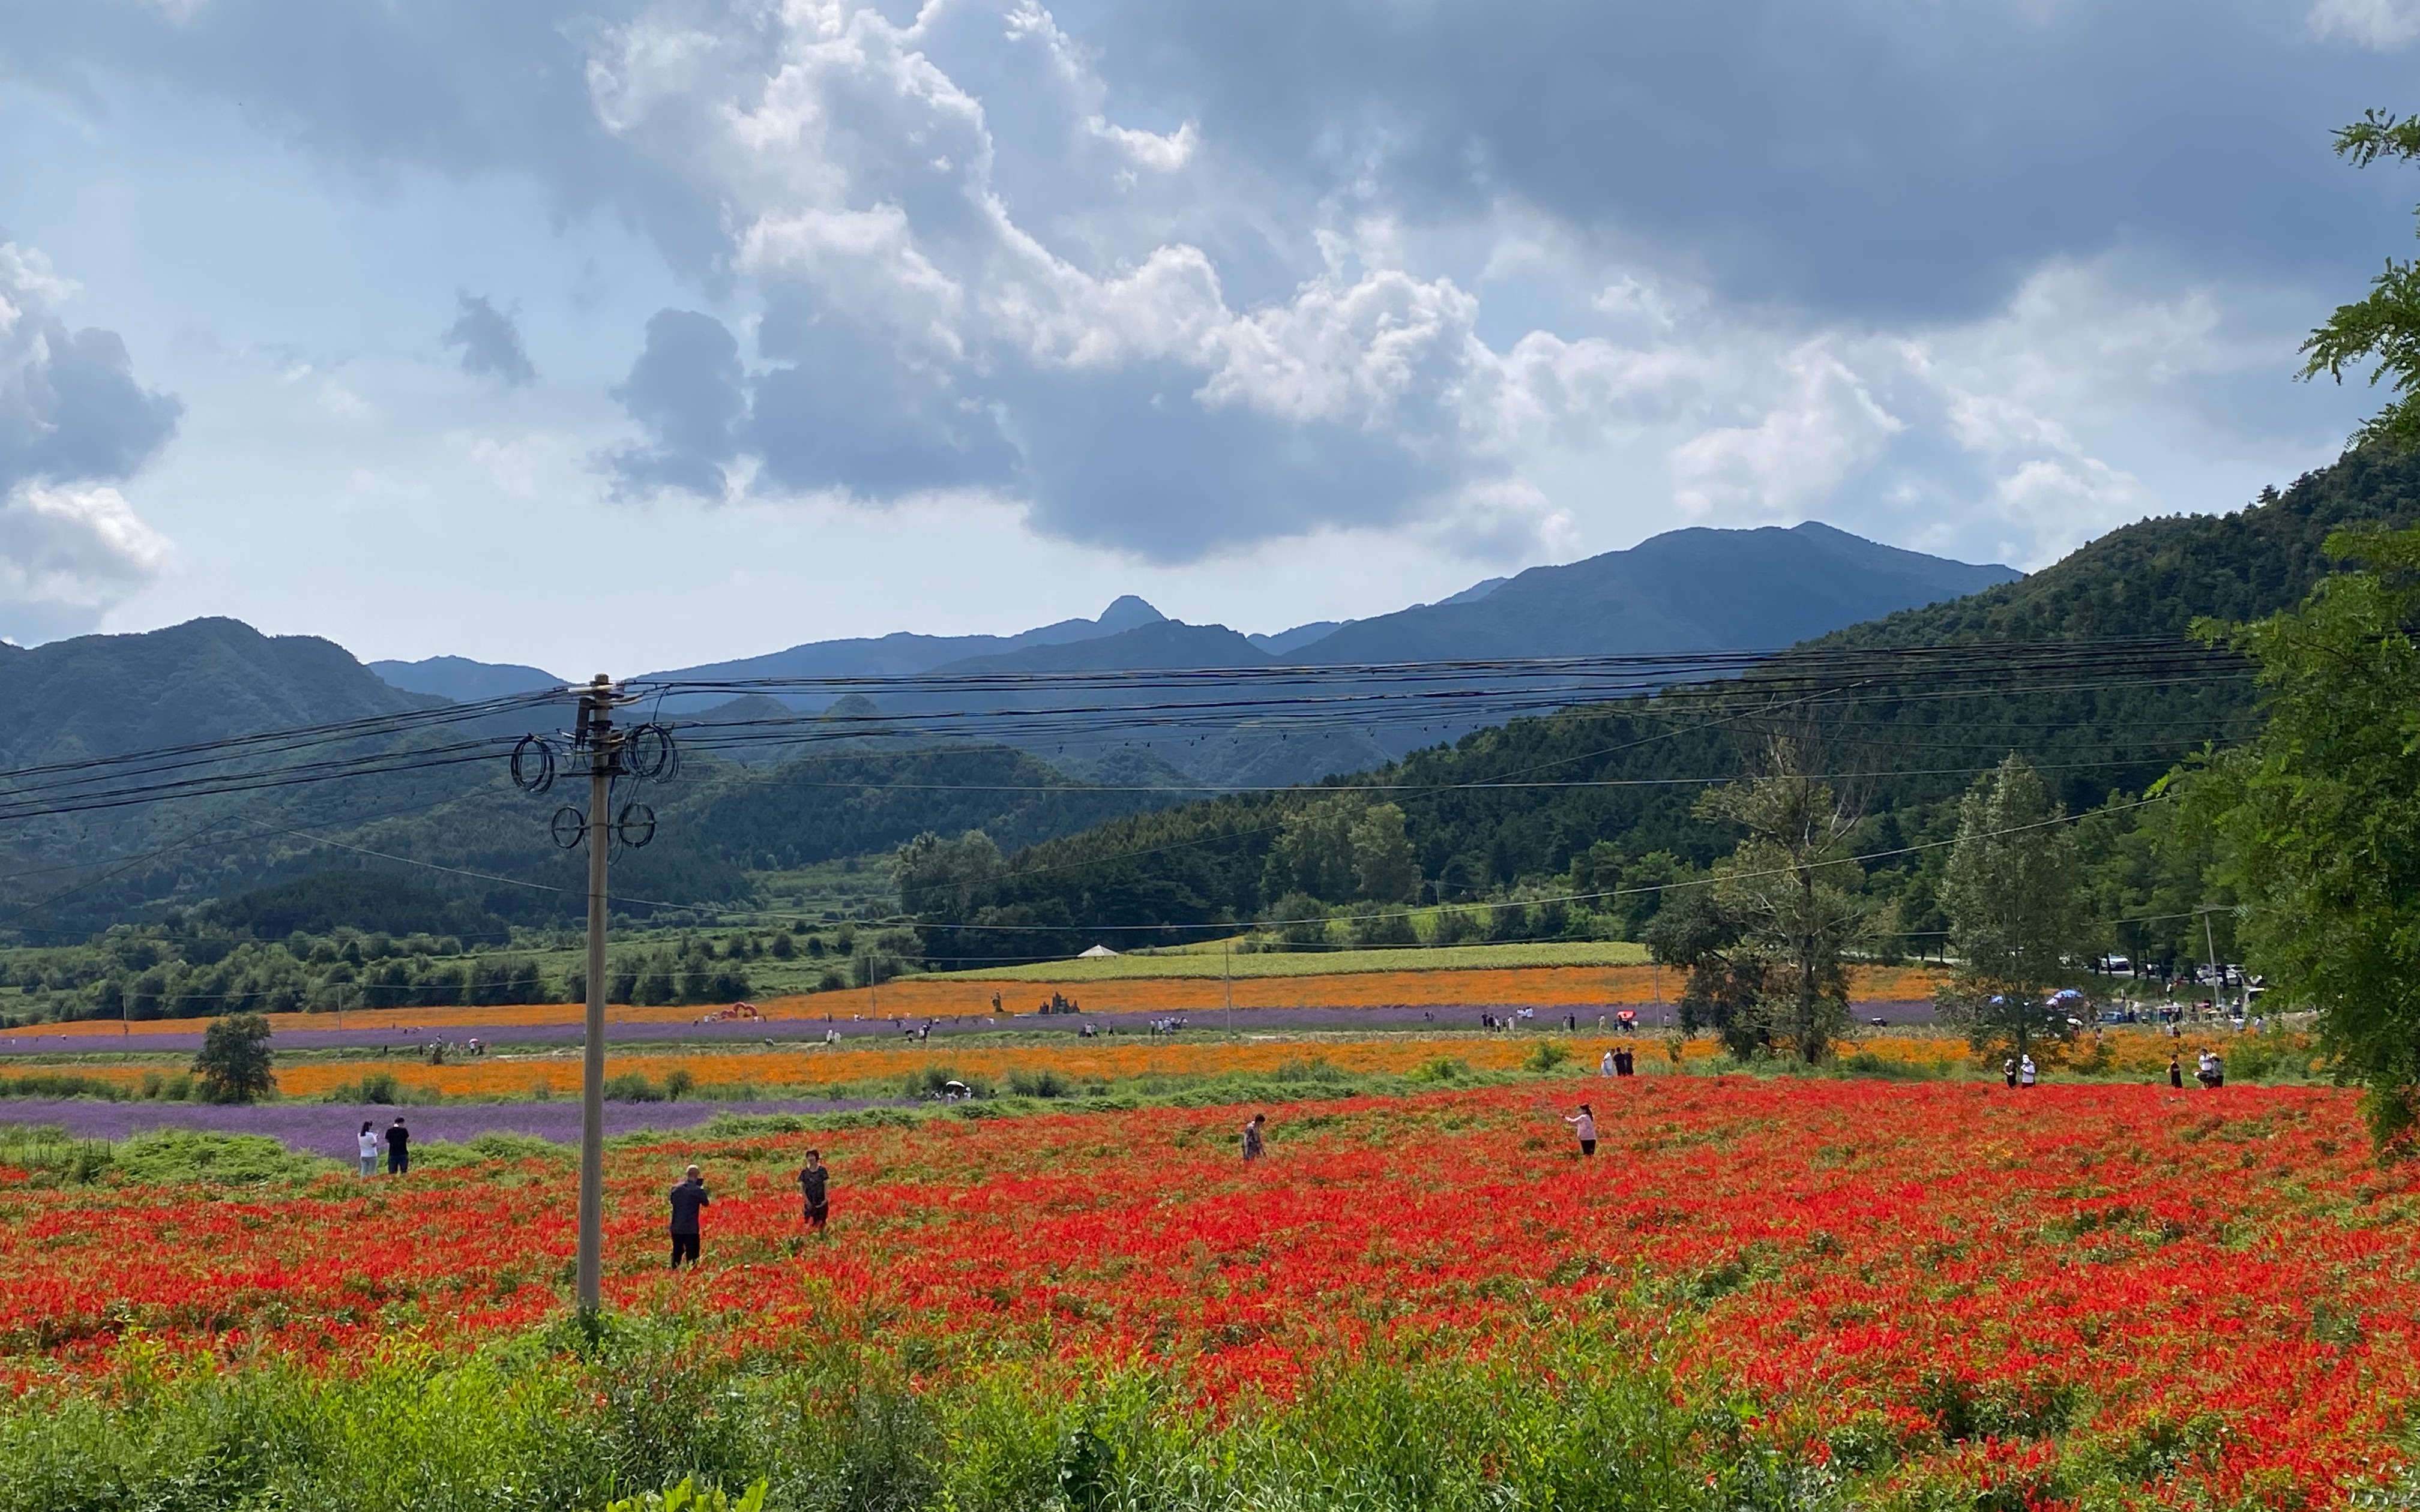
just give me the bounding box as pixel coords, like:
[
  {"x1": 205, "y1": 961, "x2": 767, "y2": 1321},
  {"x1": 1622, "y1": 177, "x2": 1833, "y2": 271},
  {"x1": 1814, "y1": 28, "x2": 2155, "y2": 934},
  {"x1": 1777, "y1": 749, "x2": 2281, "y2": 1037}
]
[
  {"x1": 0, "y1": 0, "x2": 2390, "y2": 646},
  {"x1": 0, "y1": 483, "x2": 175, "y2": 640},
  {"x1": 0, "y1": 239, "x2": 179, "y2": 636},
  {"x1": 2309, "y1": 0, "x2": 2420, "y2": 47},
  {"x1": 582, "y1": 0, "x2": 1709, "y2": 560},
  {"x1": 1669, "y1": 344, "x2": 1905, "y2": 520}
]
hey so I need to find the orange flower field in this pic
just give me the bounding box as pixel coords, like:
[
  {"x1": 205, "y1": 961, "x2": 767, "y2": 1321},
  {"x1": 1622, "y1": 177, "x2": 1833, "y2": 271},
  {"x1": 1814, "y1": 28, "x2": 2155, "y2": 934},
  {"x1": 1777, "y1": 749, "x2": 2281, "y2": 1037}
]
[
  {"x1": 0, "y1": 1077, "x2": 2412, "y2": 1509},
  {"x1": 5, "y1": 1024, "x2": 2293, "y2": 1100},
  {"x1": 2, "y1": 962, "x2": 1949, "y2": 1040}
]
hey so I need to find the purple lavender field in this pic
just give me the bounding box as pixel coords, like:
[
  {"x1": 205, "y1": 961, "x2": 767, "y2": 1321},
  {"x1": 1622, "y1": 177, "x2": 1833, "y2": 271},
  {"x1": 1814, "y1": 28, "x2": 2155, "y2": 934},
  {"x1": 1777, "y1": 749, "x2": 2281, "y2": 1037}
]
[
  {"x1": 0, "y1": 1098, "x2": 876, "y2": 1160},
  {"x1": 0, "y1": 1000, "x2": 1943, "y2": 1058}
]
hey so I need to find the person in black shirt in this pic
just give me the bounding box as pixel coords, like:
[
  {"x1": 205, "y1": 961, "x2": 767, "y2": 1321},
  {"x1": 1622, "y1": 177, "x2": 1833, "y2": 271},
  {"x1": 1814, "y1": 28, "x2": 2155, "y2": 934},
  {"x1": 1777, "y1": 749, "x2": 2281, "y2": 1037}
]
[
  {"x1": 669, "y1": 1165, "x2": 709, "y2": 1268},
  {"x1": 384, "y1": 1116, "x2": 411, "y2": 1175},
  {"x1": 797, "y1": 1150, "x2": 830, "y2": 1233}
]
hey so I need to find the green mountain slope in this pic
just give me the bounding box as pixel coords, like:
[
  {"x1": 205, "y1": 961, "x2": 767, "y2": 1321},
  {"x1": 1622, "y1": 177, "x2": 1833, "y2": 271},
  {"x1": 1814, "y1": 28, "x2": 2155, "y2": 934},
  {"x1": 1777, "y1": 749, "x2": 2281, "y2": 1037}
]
[{"x1": 907, "y1": 448, "x2": 2420, "y2": 965}]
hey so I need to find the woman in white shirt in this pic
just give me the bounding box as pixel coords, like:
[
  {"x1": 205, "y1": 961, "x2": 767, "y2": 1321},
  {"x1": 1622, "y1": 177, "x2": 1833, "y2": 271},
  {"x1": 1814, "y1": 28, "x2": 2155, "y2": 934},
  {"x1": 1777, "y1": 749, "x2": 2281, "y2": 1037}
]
[
  {"x1": 357, "y1": 1121, "x2": 379, "y2": 1176},
  {"x1": 1564, "y1": 1103, "x2": 1598, "y2": 1157}
]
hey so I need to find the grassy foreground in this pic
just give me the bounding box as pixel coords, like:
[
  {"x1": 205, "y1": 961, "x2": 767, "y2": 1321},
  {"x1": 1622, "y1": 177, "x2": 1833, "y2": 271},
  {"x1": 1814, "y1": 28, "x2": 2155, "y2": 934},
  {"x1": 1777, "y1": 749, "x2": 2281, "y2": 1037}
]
[{"x1": 0, "y1": 1322, "x2": 1847, "y2": 1512}]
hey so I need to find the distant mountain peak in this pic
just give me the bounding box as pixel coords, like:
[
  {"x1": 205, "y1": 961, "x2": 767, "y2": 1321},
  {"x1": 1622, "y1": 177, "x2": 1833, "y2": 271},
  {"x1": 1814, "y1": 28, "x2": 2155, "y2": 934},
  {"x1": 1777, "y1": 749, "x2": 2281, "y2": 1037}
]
[
  {"x1": 1433, "y1": 576, "x2": 1508, "y2": 608},
  {"x1": 1097, "y1": 595, "x2": 1166, "y2": 632},
  {"x1": 370, "y1": 654, "x2": 567, "y2": 702}
]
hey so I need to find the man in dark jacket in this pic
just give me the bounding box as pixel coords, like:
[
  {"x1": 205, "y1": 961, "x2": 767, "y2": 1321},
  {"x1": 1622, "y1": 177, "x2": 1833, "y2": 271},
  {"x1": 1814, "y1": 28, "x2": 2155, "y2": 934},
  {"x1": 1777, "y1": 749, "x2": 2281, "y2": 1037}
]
[
  {"x1": 669, "y1": 1165, "x2": 709, "y2": 1269},
  {"x1": 384, "y1": 1116, "x2": 411, "y2": 1175},
  {"x1": 796, "y1": 1150, "x2": 829, "y2": 1233}
]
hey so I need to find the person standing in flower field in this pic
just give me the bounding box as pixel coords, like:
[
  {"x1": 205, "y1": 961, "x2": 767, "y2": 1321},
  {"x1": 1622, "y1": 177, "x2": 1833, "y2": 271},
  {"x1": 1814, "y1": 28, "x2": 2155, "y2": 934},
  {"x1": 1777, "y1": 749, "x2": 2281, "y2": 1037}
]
[
  {"x1": 796, "y1": 1150, "x2": 829, "y2": 1234},
  {"x1": 1241, "y1": 1112, "x2": 1266, "y2": 1163},
  {"x1": 2019, "y1": 1054, "x2": 2038, "y2": 1088},
  {"x1": 384, "y1": 1115, "x2": 410, "y2": 1175},
  {"x1": 669, "y1": 1164, "x2": 709, "y2": 1269},
  {"x1": 357, "y1": 1121, "x2": 378, "y2": 1177},
  {"x1": 1565, "y1": 1103, "x2": 1598, "y2": 1157},
  {"x1": 2169, "y1": 1053, "x2": 2185, "y2": 1090}
]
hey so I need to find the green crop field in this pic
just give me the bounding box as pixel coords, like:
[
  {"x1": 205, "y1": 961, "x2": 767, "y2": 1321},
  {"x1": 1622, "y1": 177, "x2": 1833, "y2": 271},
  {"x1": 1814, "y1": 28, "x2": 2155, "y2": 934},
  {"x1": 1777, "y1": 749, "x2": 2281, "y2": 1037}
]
[{"x1": 925, "y1": 940, "x2": 1651, "y2": 983}]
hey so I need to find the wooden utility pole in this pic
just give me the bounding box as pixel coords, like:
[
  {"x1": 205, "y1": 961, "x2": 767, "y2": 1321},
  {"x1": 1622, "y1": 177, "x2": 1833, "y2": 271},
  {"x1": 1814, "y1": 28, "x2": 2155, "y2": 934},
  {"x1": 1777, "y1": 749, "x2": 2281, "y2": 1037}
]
[
  {"x1": 576, "y1": 674, "x2": 618, "y2": 1316},
  {"x1": 513, "y1": 677, "x2": 668, "y2": 1319}
]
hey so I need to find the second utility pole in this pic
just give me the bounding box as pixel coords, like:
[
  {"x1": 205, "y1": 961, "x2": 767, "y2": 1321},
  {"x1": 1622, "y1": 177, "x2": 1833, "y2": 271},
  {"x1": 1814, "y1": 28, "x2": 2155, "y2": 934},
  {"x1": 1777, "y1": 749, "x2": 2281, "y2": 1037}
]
[{"x1": 577, "y1": 675, "x2": 618, "y2": 1316}]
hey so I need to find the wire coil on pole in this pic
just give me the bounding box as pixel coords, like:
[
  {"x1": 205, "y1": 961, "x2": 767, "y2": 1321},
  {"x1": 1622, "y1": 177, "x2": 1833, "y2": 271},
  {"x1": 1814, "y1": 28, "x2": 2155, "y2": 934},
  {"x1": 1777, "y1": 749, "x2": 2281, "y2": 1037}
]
[{"x1": 510, "y1": 736, "x2": 557, "y2": 794}]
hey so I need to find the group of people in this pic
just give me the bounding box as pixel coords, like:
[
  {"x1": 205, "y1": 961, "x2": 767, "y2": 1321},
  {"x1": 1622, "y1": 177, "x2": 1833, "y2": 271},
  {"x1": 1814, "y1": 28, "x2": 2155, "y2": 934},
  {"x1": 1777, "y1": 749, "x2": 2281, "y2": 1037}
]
[
  {"x1": 2173, "y1": 1049, "x2": 2226, "y2": 1088},
  {"x1": 1599, "y1": 1046, "x2": 1636, "y2": 1077},
  {"x1": 664, "y1": 1149, "x2": 831, "y2": 1269},
  {"x1": 355, "y1": 1116, "x2": 412, "y2": 1175}
]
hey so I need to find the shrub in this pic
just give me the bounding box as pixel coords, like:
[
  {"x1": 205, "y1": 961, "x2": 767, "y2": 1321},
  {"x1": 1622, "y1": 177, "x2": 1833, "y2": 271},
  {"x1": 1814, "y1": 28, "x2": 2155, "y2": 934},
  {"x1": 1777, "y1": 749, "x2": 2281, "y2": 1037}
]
[
  {"x1": 1007, "y1": 1069, "x2": 1072, "y2": 1099},
  {"x1": 1524, "y1": 1040, "x2": 1573, "y2": 1072},
  {"x1": 605, "y1": 1072, "x2": 665, "y2": 1103},
  {"x1": 112, "y1": 1130, "x2": 334, "y2": 1186},
  {"x1": 599, "y1": 1477, "x2": 768, "y2": 1512},
  {"x1": 1348, "y1": 904, "x2": 1417, "y2": 948},
  {"x1": 0, "y1": 1072, "x2": 125, "y2": 1100},
  {"x1": 1428, "y1": 906, "x2": 1479, "y2": 946},
  {"x1": 324, "y1": 1071, "x2": 408, "y2": 1104}
]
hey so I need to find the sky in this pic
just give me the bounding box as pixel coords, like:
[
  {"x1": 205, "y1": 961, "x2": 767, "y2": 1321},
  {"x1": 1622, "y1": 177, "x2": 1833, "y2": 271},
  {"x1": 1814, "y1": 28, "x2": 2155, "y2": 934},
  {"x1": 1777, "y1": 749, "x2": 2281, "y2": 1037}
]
[{"x1": 0, "y1": 0, "x2": 2413, "y2": 673}]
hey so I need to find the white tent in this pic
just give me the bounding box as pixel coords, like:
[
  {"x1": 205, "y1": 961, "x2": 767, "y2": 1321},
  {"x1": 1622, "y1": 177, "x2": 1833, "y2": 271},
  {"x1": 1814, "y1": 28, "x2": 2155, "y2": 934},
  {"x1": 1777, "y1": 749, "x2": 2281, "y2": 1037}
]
[{"x1": 1076, "y1": 944, "x2": 1121, "y2": 958}]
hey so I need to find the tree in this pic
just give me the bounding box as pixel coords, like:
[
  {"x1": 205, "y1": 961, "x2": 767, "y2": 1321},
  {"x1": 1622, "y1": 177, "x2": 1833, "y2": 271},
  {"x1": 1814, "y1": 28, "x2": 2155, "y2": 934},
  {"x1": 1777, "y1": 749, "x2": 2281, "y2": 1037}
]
[
  {"x1": 2301, "y1": 111, "x2": 2420, "y2": 449},
  {"x1": 1348, "y1": 802, "x2": 1419, "y2": 902},
  {"x1": 2187, "y1": 524, "x2": 2420, "y2": 1148},
  {"x1": 1660, "y1": 738, "x2": 1867, "y2": 1062},
  {"x1": 1643, "y1": 884, "x2": 1768, "y2": 1060},
  {"x1": 193, "y1": 1012, "x2": 275, "y2": 1104},
  {"x1": 1936, "y1": 754, "x2": 2088, "y2": 1060},
  {"x1": 1261, "y1": 797, "x2": 1361, "y2": 902},
  {"x1": 1262, "y1": 891, "x2": 1332, "y2": 950}
]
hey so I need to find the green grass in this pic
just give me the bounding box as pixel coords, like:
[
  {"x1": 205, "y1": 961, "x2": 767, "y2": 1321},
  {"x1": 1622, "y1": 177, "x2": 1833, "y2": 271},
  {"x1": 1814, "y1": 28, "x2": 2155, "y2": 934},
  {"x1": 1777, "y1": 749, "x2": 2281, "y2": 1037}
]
[
  {"x1": 926, "y1": 940, "x2": 1649, "y2": 983},
  {"x1": 0, "y1": 1314, "x2": 1847, "y2": 1512}
]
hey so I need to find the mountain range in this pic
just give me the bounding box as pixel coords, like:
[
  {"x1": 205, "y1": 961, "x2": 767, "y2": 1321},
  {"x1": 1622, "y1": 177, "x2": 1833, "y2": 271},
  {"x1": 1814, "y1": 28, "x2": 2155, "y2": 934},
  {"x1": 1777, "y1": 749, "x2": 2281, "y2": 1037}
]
[
  {"x1": 0, "y1": 519, "x2": 2017, "y2": 935},
  {"x1": 364, "y1": 521, "x2": 2020, "y2": 784}
]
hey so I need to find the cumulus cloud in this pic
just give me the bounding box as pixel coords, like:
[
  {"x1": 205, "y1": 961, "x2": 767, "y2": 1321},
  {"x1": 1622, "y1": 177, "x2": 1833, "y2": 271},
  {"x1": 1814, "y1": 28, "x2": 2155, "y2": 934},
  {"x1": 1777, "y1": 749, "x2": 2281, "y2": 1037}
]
[
  {"x1": 0, "y1": 483, "x2": 173, "y2": 642},
  {"x1": 2308, "y1": 0, "x2": 2420, "y2": 46},
  {"x1": 0, "y1": 0, "x2": 2388, "y2": 575},
  {"x1": 577, "y1": 2, "x2": 1708, "y2": 559},
  {"x1": 440, "y1": 292, "x2": 537, "y2": 388},
  {"x1": 0, "y1": 241, "x2": 179, "y2": 637},
  {"x1": 604, "y1": 308, "x2": 746, "y2": 499}
]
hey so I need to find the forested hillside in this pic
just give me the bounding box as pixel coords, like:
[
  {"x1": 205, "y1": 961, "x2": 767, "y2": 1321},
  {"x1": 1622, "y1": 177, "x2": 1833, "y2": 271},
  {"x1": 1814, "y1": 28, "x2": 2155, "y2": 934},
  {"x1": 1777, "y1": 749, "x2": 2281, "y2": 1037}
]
[{"x1": 903, "y1": 447, "x2": 2420, "y2": 970}]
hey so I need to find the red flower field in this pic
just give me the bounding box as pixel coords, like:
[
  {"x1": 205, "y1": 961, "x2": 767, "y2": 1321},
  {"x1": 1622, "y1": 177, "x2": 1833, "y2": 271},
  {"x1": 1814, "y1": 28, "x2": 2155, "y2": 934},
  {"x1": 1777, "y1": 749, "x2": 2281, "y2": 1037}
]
[{"x1": 2, "y1": 1078, "x2": 2413, "y2": 1507}]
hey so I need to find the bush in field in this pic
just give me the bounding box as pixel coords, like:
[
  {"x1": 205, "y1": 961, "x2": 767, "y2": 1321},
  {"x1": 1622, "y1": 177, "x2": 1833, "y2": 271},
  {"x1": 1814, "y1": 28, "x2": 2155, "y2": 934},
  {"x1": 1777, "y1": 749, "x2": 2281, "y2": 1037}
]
[
  {"x1": 1348, "y1": 902, "x2": 1417, "y2": 948},
  {"x1": 1428, "y1": 905, "x2": 1479, "y2": 946},
  {"x1": 604, "y1": 1072, "x2": 665, "y2": 1103},
  {"x1": 1007, "y1": 1068, "x2": 1072, "y2": 1099},
  {"x1": 321, "y1": 1072, "x2": 415, "y2": 1105},
  {"x1": 600, "y1": 1478, "x2": 768, "y2": 1512},
  {"x1": 1525, "y1": 1040, "x2": 1573, "y2": 1072},
  {"x1": 0, "y1": 1072, "x2": 126, "y2": 1100}
]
